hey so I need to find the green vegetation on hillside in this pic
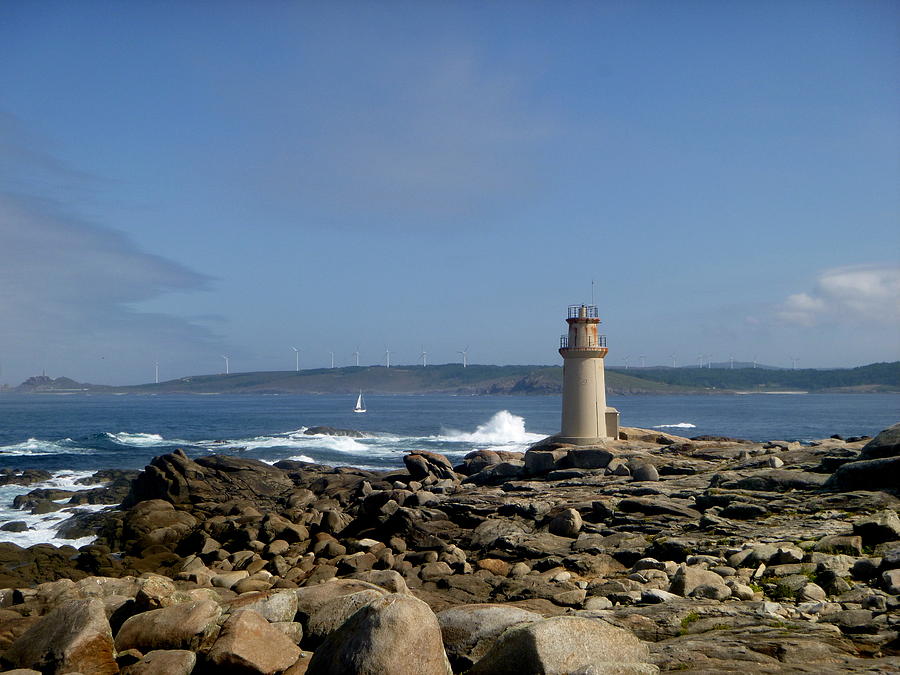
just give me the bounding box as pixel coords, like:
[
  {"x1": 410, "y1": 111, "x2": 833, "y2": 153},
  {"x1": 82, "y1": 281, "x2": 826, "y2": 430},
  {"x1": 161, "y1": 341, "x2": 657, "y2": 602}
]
[
  {"x1": 609, "y1": 361, "x2": 900, "y2": 392},
  {"x1": 119, "y1": 364, "x2": 682, "y2": 395}
]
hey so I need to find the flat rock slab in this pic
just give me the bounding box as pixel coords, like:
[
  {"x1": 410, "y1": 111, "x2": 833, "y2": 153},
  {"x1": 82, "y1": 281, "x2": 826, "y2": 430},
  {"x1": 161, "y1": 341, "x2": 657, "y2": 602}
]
[
  {"x1": 648, "y1": 622, "x2": 879, "y2": 673},
  {"x1": 466, "y1": 615, "x2": 657, "y2": 674}
]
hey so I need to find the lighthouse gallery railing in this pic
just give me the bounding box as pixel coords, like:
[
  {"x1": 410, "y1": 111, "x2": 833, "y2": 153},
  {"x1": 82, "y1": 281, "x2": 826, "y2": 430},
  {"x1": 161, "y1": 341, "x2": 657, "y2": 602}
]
[{"x1": 560, "y1": 335, "x2": 607, "y2": 349}]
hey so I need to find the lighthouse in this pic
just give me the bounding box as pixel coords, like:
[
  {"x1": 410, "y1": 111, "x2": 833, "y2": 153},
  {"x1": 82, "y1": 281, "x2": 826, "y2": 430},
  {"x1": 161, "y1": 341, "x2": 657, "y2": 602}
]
[{"x1": 557, "y1": 304, "x2": 619, "y2": 444}]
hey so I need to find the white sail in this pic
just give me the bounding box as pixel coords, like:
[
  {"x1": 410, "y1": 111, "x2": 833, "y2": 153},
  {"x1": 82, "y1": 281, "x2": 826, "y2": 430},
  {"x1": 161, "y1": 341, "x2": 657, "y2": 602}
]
[{"x1": 353, "y1": 391, "x2": 366, "y2": 413}]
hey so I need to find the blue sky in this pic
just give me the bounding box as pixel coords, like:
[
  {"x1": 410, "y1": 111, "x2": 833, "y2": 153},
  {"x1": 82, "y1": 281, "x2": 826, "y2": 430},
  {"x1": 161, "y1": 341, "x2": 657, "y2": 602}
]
[{"x1": 1, "y1": 1, "x2": 898, "y2": 385}]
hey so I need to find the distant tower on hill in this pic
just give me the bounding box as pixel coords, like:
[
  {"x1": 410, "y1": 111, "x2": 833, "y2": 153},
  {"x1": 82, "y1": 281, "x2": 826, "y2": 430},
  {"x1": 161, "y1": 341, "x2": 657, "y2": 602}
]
[{"x1": 557, "y1": 304, "x2": 619, "y2": 444}]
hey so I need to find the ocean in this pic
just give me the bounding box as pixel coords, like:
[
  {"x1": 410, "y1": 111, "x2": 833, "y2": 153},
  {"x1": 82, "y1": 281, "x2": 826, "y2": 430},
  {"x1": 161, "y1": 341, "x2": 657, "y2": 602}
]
[{"x1": 0, "y1": 393, "x2": 897, "y2": 547}]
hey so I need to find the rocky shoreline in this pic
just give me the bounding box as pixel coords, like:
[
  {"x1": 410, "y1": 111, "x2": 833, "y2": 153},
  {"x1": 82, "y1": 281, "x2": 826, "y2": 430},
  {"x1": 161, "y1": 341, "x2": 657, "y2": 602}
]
[{"x1": 0, "y1": 424, "x2": 898, "y2": 673}]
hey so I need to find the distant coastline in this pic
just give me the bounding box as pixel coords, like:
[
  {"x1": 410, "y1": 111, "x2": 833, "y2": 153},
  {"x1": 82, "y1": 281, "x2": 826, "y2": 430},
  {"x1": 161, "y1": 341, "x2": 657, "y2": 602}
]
[
  {"x1": 5, "y1": 361, "x2": 898, "y2": 396},
  {"x1": 734, "y1": 390, "x2": 809, "y2": 395}
]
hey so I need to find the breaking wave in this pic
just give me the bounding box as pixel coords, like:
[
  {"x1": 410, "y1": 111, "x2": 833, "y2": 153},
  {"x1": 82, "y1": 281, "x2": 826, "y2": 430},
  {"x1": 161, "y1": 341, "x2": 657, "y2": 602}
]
[
  {"x1": 653, "y1": 422, "x2": 696, "y2": 429},
  {"x1": 0, "y1": 438, "x2": 81, "y2": 456},
  {"x1": 439, "y1": 411, "x2": 544, "y2": 445},
  {"x1": 0, "y1": 409, "x2": 544, "y2": 478},
  {"x1": 104, "y1": 432, "x2": 169, "y2": 446}
]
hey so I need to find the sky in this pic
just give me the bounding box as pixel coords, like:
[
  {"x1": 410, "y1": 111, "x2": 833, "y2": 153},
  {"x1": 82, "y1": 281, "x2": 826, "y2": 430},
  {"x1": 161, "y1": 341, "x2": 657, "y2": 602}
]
[{"x1": 1, "y1": 0, "x2": 898, "y2": 385}]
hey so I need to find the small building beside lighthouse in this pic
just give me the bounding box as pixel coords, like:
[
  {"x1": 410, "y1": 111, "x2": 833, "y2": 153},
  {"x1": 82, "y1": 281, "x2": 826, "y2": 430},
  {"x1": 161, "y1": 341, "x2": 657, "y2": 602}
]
[{"x1": 557, "y1": 304, "x2": 619, "y2": 444}]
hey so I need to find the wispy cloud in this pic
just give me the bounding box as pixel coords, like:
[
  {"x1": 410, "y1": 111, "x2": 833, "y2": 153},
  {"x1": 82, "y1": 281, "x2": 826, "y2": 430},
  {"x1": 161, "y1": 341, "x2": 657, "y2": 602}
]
[
  {"x1": 777, "y1": 264, "x2": 900, "y2": 327},
  {"x1": 0, "y1": 114, "x2": 221, "y2": 384}
]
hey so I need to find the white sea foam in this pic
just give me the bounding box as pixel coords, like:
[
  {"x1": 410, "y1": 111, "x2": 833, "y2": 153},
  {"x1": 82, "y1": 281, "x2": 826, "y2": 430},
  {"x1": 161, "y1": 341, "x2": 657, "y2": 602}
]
[
  {"x1": 653, "y1": 422, "x2": 697, "y2": 429},
  {"x1": 440, "y1": 410, "x2": 544, "y2": 445},
  {"x1": 186, "y1": 411, "x2": 543, "y2": 463},
  {"x1": 313, "y1": 436, "x2": 368, "y2": 452},
  {"x1": 282, "y1": 454, "x2": 317, "y2": 464},
  {"x1": 0, "y1": 431, "x2": 185, "y2": 456},
  {"x1": 40, "y1": 471, "x2": 101, "y2": 491},
  {"x1": 0, "y1": 469, "x2": 117, "y2": 548},
  {"x1": 0, "y1": 502, "x2": 111, "y2": 549},
  {"x1": 105, "y1": 431, "x2": 169, "y2": 446},
  {"x1": 199, "y1": 432, "x2": 369, "y2": 453},
  {"x1": 0, "y1": 438, "x2": 81, "y2": 456}
]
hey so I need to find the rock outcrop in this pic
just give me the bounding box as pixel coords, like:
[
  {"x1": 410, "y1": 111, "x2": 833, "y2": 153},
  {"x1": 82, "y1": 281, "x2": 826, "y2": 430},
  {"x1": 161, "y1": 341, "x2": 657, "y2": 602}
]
[
  {"x1": 306, "y1": 593, "x2": 452, "y2": 675},
  {"x1": 0, "y1": 423, "x2": 897, "y2": 673}
]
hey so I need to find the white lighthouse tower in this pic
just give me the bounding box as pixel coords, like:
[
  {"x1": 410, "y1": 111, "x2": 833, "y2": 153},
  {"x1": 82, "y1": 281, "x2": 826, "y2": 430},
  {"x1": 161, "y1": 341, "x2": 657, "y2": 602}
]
[{"x1": 557, "y1": 303, "x2": 619, "y2": 444}]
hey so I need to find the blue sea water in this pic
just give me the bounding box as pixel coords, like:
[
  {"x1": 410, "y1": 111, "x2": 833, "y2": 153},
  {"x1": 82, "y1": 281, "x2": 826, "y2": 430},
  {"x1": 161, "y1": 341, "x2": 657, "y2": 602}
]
[{"x1": 0, "y1": 393, "x2": 896, "y2": 546}]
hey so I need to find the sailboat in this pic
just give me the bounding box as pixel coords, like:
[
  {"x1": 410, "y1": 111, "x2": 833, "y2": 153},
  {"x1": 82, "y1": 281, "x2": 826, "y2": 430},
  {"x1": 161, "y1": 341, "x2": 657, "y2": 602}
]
[{"x1": 353, "y1": 391, "x2": 366, "y2": 413}]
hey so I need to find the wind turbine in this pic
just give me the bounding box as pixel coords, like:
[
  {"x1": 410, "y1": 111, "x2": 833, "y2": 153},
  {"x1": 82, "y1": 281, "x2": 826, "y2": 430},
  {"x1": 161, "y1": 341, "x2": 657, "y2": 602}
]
[
  {"x1": 790, "y1": 356, "x2": 799, "y2": 370},
  {"x1": 291, "y1": 347, "x2": 300, "y2": 372},
  {"x1": 752, "y1": 355, "x2": 758, "y2": 369},
  {"x1": 729, "y1": 354, "x2": 735, "y2": 369},
  {"x1": 457, "y1": 346, "x2": 469, "y2": 368},
  {"x1": 353, "y1": 348, "x2": 360, "y2": 367},
  {"x1": 330, "y1": 351, "x2": 334, "y2": 369},
  {"x1": 670, "y1": 353, "x2": 677, "y2": 368},
  {"x1": 697, "y1": 355, "x2": 704, "y2": 368},
  {"x1": 624, "y1": 355, "x2": 630, "y2": 369},
  {"x1": 639, "y1": 354, "x2": 646, "y2": 368},
  {"x1": 155, "y1": 361, "x2": 159, "y2": 384},
  {"x1": 419, "y1": 346, "x2": 427, "y2": 367},
  {"x1": 222, "y1": 355, "x2": 230, "y2": 375},
  {"x1": 385, "y1": 348, "x2": 391, "y2": 368}
]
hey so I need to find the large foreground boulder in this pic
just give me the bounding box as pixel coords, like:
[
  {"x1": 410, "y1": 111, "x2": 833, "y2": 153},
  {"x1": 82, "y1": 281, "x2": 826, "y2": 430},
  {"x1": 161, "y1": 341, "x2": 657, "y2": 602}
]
[
  {"x1": 114, "y1": 599, "x2": 222, "y2": 653},
  {"x1": 306, "y1": 593, "x2": 452, "y2": 675},
  {"x1": 305, "y1": 589, "x2": 384, "y2": 646},
  {"x1": 1, "y1": 598, "x2": 117, "y2": 674},
  {"x1": 206, "y1": 609, "x2": 302, "y2": 674},
  {"x1": 466, "y1": 615, "x2": 657, "y2": 675},
  {"x1": 294, "y1": 578, "x2": 387, "y2": 624},
  {"x1": 858, "y1": 423, "x2": 900, "y2": 460},
  {"x1": 825, "y1": 456, "x2": 900, "y2": 491},
  {"x1": 436, "y1": 603, "x2": 543, "y2": 672}
]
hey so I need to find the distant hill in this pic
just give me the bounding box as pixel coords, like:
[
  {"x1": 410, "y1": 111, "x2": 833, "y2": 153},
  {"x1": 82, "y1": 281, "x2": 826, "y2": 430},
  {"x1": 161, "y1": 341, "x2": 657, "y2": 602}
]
[
  {"x1": 609, "y1": 361, "x2": 900, "y2": 392},
  {"x1": 7, "y1": 361, "x2": 898, "y2": 395},
  {"x1": 13, "y1": 375, "x2": 98, "y2": 393},
  {"x1": 112, "y1": 364, "x2": 691, "y2": 395}
]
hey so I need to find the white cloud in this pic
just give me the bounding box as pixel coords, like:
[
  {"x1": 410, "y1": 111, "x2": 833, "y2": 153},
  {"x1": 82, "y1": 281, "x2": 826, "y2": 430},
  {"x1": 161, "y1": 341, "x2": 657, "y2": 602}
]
[
  {"x1": 777, "y1": 264, "x2": 900, "y2": 326},
  {"x1": 0, "y1": 192, "x2": 223, "y2": 383},
  {"x1": 0, "y1": 112, "x2": 227, "y2": 384}
]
